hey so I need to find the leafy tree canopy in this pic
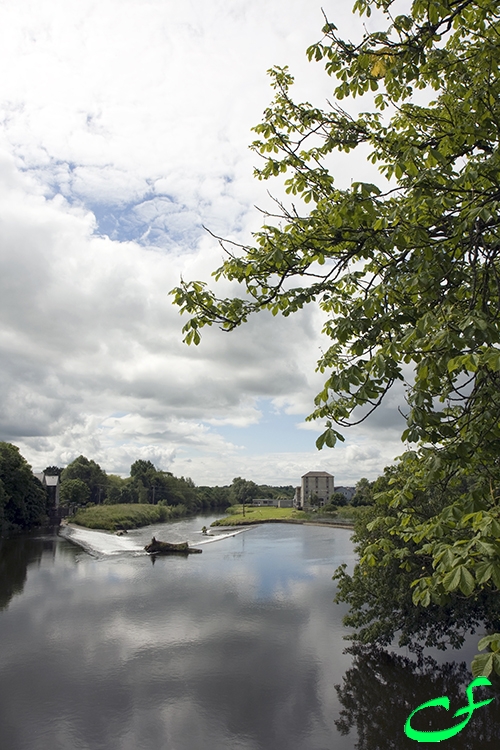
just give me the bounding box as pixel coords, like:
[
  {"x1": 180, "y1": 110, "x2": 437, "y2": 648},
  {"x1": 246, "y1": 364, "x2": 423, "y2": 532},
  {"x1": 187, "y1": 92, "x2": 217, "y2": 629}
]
[
  {"x1": 230, "y1": 477, "x2": 260, "y2": 504},
  {"x1": 59, "y1": 478, "x2": 90, "y2": 507},
  {"x1": 61, "y1": 455, "x2": 107, "y2": 505},
  {"x1": 171, "y1": 0, "x2": 500, "y2": 672},
  {"x1": 335, "y1": 457, "x2": 500, "y2": 656},
  {"x1": 0, "y1": 443, "x2": 48, "y2": 532},
  {"x1": 43, "y1": 466, "x2": 63, "y2": 476},
  {"x1": 195, "y1": 485, "x2": 232, "y2": 509},
  {"x1": 331, "y1": 491, "x2": 349, "y2": 507},
  {"x1": 130, "y1": 460, "x2": 157, "y2": 484},
  {"x1": 352, "y1": 478, "x2": 375, "y2": 506}
]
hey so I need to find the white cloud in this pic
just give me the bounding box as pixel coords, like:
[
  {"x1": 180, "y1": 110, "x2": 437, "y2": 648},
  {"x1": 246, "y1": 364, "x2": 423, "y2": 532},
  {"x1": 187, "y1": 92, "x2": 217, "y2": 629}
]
[{"x1": 0, "y1": 0, "x2": 408, "y2": 484}]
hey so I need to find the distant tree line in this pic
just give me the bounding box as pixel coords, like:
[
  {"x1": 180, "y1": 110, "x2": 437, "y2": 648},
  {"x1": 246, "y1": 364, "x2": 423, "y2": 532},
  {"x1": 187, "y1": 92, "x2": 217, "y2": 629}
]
[
  {"x1": 57, "y1": 456, "x2": 233, "y2": 513},
  {"x1": 0, "y1": 443, "x2": 297, "y2": 534},
  {"x1": 0, "y1": 438, "x2": 372, "y2": 535}
]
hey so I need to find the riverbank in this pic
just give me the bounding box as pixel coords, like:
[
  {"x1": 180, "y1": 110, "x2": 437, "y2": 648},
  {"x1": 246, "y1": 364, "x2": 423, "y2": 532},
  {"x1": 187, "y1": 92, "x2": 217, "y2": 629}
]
[
  {"x1": 66, "y1": 503, "x2": 356, "y2": 533},
  {"x1": 210, "y1": 506, "x2": 355, "y2": 529},
  {"x1": 69, "y1": 503, "x2": 188, "y2": 531}
]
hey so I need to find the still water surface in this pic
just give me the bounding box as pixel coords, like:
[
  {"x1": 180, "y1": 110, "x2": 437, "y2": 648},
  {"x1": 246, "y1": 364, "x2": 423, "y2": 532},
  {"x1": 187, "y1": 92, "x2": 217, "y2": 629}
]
[{"x1": 0, "y1": 516, "x2": 498, "y2": 750}]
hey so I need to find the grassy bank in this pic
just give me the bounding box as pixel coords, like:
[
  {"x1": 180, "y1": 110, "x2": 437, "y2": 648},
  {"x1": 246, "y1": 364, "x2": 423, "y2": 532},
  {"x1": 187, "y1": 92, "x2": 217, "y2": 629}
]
[
  {"x1": 211, "y1": 506, "x2": 309, "y2": 526},
  {"x1": 211, "y1": 504, "x2": 358, "y2": 528},
  {"x1": 70, "y1": 503, "x2": 187, "y2": 531},
  {"x1": 211, "y1": 505, "x2": 309, "y2": 526}
]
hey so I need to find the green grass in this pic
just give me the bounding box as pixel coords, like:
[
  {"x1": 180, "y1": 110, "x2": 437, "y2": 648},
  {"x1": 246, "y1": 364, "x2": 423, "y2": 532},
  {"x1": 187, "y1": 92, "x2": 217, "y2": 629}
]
[
  {"x1": 211, "y1": 504, "x2": 358, "y2": 528},
  {"x1": 211, "y1": 506, "x2": 309, "y2": 526},
  {"x1": 70, "y1": 503, "x2": 186, "y2": 531}
]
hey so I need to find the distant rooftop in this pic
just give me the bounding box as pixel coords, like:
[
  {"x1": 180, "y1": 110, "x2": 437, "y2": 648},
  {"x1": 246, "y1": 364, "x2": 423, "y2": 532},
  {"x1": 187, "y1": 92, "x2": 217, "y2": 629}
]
[
  {"x1": 33, "y1": 472, "x2": 60, "y2": 486},
  {"x1": 301, "y1": 471, "x2": 333, "y2": 478}
]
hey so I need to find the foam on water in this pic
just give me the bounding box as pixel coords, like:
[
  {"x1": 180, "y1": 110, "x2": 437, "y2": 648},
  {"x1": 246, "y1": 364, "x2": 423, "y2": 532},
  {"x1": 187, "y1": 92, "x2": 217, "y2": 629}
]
[
  {"x1": 196, "y1": 528, "x2": 253, "y2": 544},
  {"x1": 59, "y1": 525, "x2": 145, "y2": 557},
  {"x1": 59, "y1": 523, "x2": 254, "y2": 557}
]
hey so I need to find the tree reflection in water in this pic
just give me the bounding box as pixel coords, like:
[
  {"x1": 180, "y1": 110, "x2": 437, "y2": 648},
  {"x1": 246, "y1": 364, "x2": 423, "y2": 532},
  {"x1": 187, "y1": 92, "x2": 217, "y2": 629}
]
[
  {"x1": 0, "y1": 532, "x2": 72, "y2": 610},
  {"x1": 0, "y1": 536, "x2": 44, "y2": 610},
  {"x1": 335, "y1": 644, "x2": 499, "y2": 749}
]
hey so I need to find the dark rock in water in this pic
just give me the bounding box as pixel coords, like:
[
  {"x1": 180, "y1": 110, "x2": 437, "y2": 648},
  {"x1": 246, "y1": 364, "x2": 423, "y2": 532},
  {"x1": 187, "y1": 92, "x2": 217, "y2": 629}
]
[{"x1": 144, "y1": 536, "x2": 202, "y2": 555}]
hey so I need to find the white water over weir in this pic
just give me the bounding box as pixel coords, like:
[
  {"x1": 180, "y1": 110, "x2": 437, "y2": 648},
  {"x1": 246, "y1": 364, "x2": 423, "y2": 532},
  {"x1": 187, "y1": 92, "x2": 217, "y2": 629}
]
[
  {"x1": 59, "y1": 523, "x2": 252, "y2": 558},
  {"x1": 59, "y1": 525, "x2": 146, "y2": 556}
]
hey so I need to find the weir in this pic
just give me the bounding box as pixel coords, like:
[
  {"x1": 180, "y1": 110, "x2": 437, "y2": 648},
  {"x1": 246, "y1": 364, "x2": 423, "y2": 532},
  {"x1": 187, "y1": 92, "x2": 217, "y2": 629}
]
[
  {"x1": 59, "y1": 525, "x2": 145, "y2": 557},
  {"x1": 58, "y1": 523, "x2": 252, "y2": 557}
]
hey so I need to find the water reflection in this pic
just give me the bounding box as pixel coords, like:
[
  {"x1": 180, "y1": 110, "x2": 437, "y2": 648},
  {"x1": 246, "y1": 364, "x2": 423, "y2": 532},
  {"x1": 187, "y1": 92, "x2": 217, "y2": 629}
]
[
  {"x1": 5, "y1": 523, "x2": 496, "y2": 749},
  {"x1": 0, "y1": 523, "x2": 356, "y2": 750},
  {"x1": 335, "y1": 644, "x2": 500, "y2": 749},
  {"x1": 0, "y1": 531, "x2": 75, "y2": 610}
]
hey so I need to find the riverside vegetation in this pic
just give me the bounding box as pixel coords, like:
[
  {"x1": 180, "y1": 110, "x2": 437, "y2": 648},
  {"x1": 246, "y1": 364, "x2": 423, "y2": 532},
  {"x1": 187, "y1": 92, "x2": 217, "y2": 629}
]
[
  {"x1": 70, "y1": 503, "x2": 188, "y2": 532},
  {"x1": 0, "y1": 443, "x2": 53, "y2": 534},
  {"x1": 1, "y1": 442, "x2": 365, "y2": 535},
  {"x1": 171, "y1": 0, "x2": 500, "y2": 677},
  {"x1": 211, "y1": 504, "x2": 358, "y2": 526}
]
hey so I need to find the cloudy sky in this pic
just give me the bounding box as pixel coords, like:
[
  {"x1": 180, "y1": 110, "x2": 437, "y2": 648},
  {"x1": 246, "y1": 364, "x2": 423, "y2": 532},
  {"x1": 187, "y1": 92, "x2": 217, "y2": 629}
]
[{"x1": 0, "y1": 0, "x2": 408, "y2": 487}]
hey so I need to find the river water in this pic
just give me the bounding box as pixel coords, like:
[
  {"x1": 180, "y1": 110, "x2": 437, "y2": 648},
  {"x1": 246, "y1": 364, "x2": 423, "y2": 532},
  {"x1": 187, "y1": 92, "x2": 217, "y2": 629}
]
[{"x1": 0, "y1": 516, "x2": 498, "y2": 750}]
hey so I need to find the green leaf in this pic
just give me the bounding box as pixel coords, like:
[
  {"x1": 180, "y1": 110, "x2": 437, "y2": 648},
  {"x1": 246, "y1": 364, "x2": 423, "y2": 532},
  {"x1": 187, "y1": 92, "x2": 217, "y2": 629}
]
[
  {"x1": 442, "y1": 565, "x2": 475, "y2": 596},
  {"x1": 477, "y1": 634, "x2": 500, "y2": 652},
  {"x1": 475, "y1": 562, "x2": 494, "y2": 585},
  {"x1": 316, "y1": 425, "x2": 345, "y2": 450},
  {"x1": 471, "y1": 653, "x2": 494, "y2": 678}
]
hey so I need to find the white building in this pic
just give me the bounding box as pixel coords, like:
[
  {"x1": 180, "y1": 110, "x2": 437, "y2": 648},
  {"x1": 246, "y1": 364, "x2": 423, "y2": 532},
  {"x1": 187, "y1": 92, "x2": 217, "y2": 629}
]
[
  {"x1": 295, "y1": 471, "x2": 334, "y2": 508},
  {"x1": 33, "y1": 472, "x2": 60, "y2": 508}
]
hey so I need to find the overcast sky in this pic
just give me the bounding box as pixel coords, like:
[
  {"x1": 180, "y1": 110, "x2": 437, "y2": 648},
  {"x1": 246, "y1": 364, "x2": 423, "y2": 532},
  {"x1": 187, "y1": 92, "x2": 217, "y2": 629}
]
[{"x1": 0, "y1": 0, "x2": 409, "y2": 487}]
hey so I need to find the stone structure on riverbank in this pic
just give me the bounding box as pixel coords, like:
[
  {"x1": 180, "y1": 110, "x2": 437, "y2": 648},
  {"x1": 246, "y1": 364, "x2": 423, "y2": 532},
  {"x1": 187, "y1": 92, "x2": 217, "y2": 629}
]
[
  {"x1": 33, "y1": 471, "x2": 60, "y2": 507},
  {"x1": 294, "y1": 471, "x2": 334, "y2": 508}
]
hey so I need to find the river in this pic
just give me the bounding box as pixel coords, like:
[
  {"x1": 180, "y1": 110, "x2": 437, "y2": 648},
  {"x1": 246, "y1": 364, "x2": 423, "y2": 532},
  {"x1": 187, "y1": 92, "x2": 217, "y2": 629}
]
[{"x1": 0, "y1": 515, "x2": 497, "y2": 750}]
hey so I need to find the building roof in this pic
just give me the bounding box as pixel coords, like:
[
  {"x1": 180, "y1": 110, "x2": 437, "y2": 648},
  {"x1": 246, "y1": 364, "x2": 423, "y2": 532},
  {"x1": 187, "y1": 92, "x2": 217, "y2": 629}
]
[
  {"x1": 32, "y1": 472, "x2": 60, "y2": 486},
  {"x1": 301, "y1": 471, "x2": 334, "y2": 478}
]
